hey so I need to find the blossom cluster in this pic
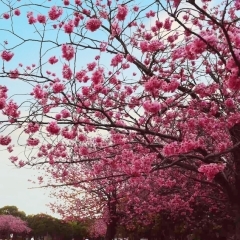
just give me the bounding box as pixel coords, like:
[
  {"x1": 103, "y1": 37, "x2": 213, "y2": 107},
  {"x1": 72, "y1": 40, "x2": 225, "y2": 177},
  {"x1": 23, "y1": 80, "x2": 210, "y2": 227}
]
[
  {"x1": 140, "y1": 40, "x2": 165, "y2": 53},
  {"x1": 116, "y1": 5, "x2": 128, "y2": 21},
  {"x1": 27, "y1": 12, "x2": 37, "y2": 24},
  {"x1": 62, "y1": 44, "x2": 75, "y2": 61},
  {"x1": 163, "y1": 140, "x2": 202, "y2": 156},
  {"x1": 75, "y1": 70, "x2": 88, "y2": 82},
  {"x1": 0, "y1": 98, "x2": 6, "y2": 110},
  {"x1": 3, "y1": 100, "x2": 20, "y2": 119},
  {"x1": 143, "y1": 100, "x2": 161, "y2": 113},
  {"x1": 86, "y1": 18, "x2": 102, "y2": 32},
  {"x1": 37, "y1": 14, "x2": 46, "y2": 24},
  {"x1": 32, "y1": 85, "x2": 47, "y2": 100},
  {"x1": 0, "y1": 136, "x2": 11, "y2": 145},
  {"x1": 1, "y1": 50, "x2": 14, "y2": 61},
  {"x1": 52, "y1": 82, "x2": 65, "y2": 93},
  {"x1": 49, "y1": 56, "x2": 58, "y2": 64},
  {"x1": 3, "y1": 13, "x2": 10, "y2": 19},
  {"x1": 111, "y1": 54, "x2": 124, "y2": 67},
  {"x1": 91, "y1": 68, "x2": 104, "y2": 85},
  {"x1": 46, "y1": 121, "x2": 60, "y2": 135},
  {"x1": 64, "y1": 20, "x2": 74, "y2": 34},
  {"x1": 24, "y1": 122, "x2": 40, "y2": 134},
  {"x1": 48, "y1": 6, "x2": 63, "y2": 20},
  {"x1": 62, "y1": 64, "x2": 72, "y2": 79},
  {"x1": 62, "y1": 127, "x2": 77, "y2": 140},
  {"x1": 27, "y1": 138, "x2": 40, "y2": 146},
  {"x1": 0, "y1": 86, "x2": 8, "y2": 110},
  {"x1": 87, "y1": 62, "x2": 97, "y2": 71},
  {"x1": 198, "y1": 163, "x2": 226, "y2": 181},
  {"x1": 9, "y1": 69, "x2": 19, "y2": 79}
]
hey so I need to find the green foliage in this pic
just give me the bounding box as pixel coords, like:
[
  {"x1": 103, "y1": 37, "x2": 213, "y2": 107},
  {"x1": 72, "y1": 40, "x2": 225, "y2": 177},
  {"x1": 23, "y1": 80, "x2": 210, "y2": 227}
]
[
  {"x1": 27, "y1": 214, "x2": 63, "y2": 238},
  {"x1": 0, "y1": 206, "x2": 26, "y2": 220},
  {"x1": 0, "y1": 205, "x2": 232, "y2": 239},
  {"x1": 0, "y1": 206, "x2": 90, "y2": 240},
  {"x1": 67, "y1": 220, "x2": 89, "y2": 239},
  {"x1": 26, "y1": 214, "x2": 89, "y2": 240}
]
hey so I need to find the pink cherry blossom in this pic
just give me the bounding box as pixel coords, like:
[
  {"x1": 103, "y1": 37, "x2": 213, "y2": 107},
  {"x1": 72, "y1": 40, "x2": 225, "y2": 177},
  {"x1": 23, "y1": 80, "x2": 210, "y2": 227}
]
[
  {"x1": 0, "y1": 135, "x2": 11, "y2": 145},
  {"x1": 0, "y1": 98, "x2": 6, "y2": 109},
  {"x1": 62, "y1": 44, "x2": 75, "y2": 61},
  {"x1": 1, "y1": 50, "x2": 14, "y2": 61},
  {"x1": 198, "y1": 163, "x2": 226, "y2": 181},
  {"x1": 116, "y1": 5, "x2": 128, "y2": 21},
  {"x1": 3, "y1": 100, "x2": 20, "y2": 119},
  {"x1": 25, "y1": 122, "x2": 40, "y2": 134},
  {"x1": 14, "y1": 9, "x2": 21, "y2": 16},
  {"x1": 143, "y1": 100, "x2": 161, "y2": 113},
  {"x1": 111, "y1": 21, "x2": 121, "y2": 36},
  {"x1": 64, "y1": 20, "x2": 74, "y2": 34},
  {"x1": 37, "y1": 14, "x2": 46, "y2": 24},
  {"x1": 52, "y1": 82, "x2": 65, "y2": 93},
  {"x1": 133, "y1": 6, "x2": 139, "y2": 12},
  {"x1": 75, "y1": 70, "x2": 87, "y2": 82},
  {"x1": 78, "y1": 133, "x2": 86, "y2": 141},
  {"x1": 87, "y1": 61, "x2": 97, "y2": 71},
  {"x1": 27, "y1": 12, "x2": 37, "y2": 24},
  {"x1": 49, "y1": 56, "x2": 58, "y2": 64},
  {"x1": 75, "y1": 0, "x2": 82, "y2": 5},
  {"x1": 61, "y1": 109, "x2": 71, "y2": 118},
  {"x1": 111, "y1": 54, "x2": 123, "y2": 67},
  {"x1": 62, "y1": 64, "x2": 72, "y2": 79},
  {"x1": 74, "y1": 17, "x2": 80, "y2": 27},
  {"x1": 46, "y1": 121, "x2": 60, "y2": 135},
  {"x1": 48, "y1": 6, "x2": 63, "y2": 20},
  {"x1": 32, "y1": 85, "x2": 47, "y2": 99},
  {"x1": 1, "y1": 1, "x2": 240, "y2": 239},
  {"x1": 0, "y1": 215, "x2": 31, "y2": 233},
  {"x1": 100, "y1": 42, "x2": 108, "y2": 52},
  {"x1": 64, "y1": 0, "x2": 70, "y2": 5},
  {"x1": 27, "y1": 137, "x2": 40, "y2": 146},
  {"x1": 9, "y1": 69, "x2": 19, "y2": 79},
  {"x1": 86, "y1": 18, "x2": 102, "y2": 32},
  {"x1": 91, "y1": 68, "x2": 104, "y2": 85},
  {"x1": 3, "y1": 13, "x2": 10, "y2": 19}
]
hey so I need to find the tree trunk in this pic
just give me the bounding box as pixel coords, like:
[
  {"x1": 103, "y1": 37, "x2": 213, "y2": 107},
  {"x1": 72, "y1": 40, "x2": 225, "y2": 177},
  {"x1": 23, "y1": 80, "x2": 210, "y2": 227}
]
[
  {"x1": 105, "y1": 219, "x2": 117, "y2": 240},
  {"x1": 234, "y1": 205, "x2": 240, "y2": 240},
  {"x1": 229, "y1": 124, "x2": 240, "y2": 240},
  {"x1": 104, "y1": 191, "x2": 118, "y2": 240}
]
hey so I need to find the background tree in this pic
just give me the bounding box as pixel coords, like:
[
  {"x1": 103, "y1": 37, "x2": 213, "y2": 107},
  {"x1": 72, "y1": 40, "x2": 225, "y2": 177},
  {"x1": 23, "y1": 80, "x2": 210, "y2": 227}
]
[
  {"x1": 27, "y1": 213, "x2": 60, "y2": 240},
  {"x1": 0, "y1": 206, "x2": 27, "y2": 220},
  {"x1": 47, "y1": 158, "x2": 127, "y2": 240},
  {"x1": 0, "y1": 215, "x2": 31, "y2": 240},
  {"x1": 67, "y1": 220, "x2": 89, "y2": 240},
  {"x1": 27, "y1": 213, "x2": 89, "y2": 240},
  {"x1": 47, "y1": 149, "x2": 234, "y2": 240}
]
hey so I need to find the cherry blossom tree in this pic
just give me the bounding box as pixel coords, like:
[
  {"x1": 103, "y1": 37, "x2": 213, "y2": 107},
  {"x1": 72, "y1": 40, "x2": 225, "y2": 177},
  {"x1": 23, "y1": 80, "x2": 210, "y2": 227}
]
[
  {"x1": 46, "y1": 147, "x2": 129, "y2": 240},
  {"x1": 0, "y1": 215, "x2": 31, "y2": 240},
  {"x1": 47, "y1": 155, "x2": 233, "y2": 239},
  {"x1": 1, "y1": 0, "x2": 240, "y2": 238}
]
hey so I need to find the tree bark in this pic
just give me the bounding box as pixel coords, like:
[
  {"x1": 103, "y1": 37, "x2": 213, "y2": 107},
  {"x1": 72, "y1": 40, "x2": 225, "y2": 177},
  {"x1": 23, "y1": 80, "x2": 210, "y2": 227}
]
[
  {"x1": 105, "y1": 219, "x2": 117, "y2": 240},
  {"x1": 104, "y1": 191, "x2": 118, "y2": 240},
  {"x1": 229, "y1": 124, "x2": 240, "y2": 240},
  {"x1": 233, "y1": 205, "x2": 240, "y2": 240}
]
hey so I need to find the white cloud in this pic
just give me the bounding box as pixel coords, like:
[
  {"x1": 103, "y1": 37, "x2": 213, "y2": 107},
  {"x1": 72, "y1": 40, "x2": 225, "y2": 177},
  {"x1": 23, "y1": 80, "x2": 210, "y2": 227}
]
[{"x1": 0, "y1": 157, "x2": 58, "y2": 216}]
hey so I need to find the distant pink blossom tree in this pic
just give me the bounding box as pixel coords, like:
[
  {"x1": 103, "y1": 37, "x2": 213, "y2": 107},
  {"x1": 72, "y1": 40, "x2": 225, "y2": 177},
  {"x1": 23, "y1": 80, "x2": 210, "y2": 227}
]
[{"x1": 0, "y1": 215, "x2": 31, "y2": 239}]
